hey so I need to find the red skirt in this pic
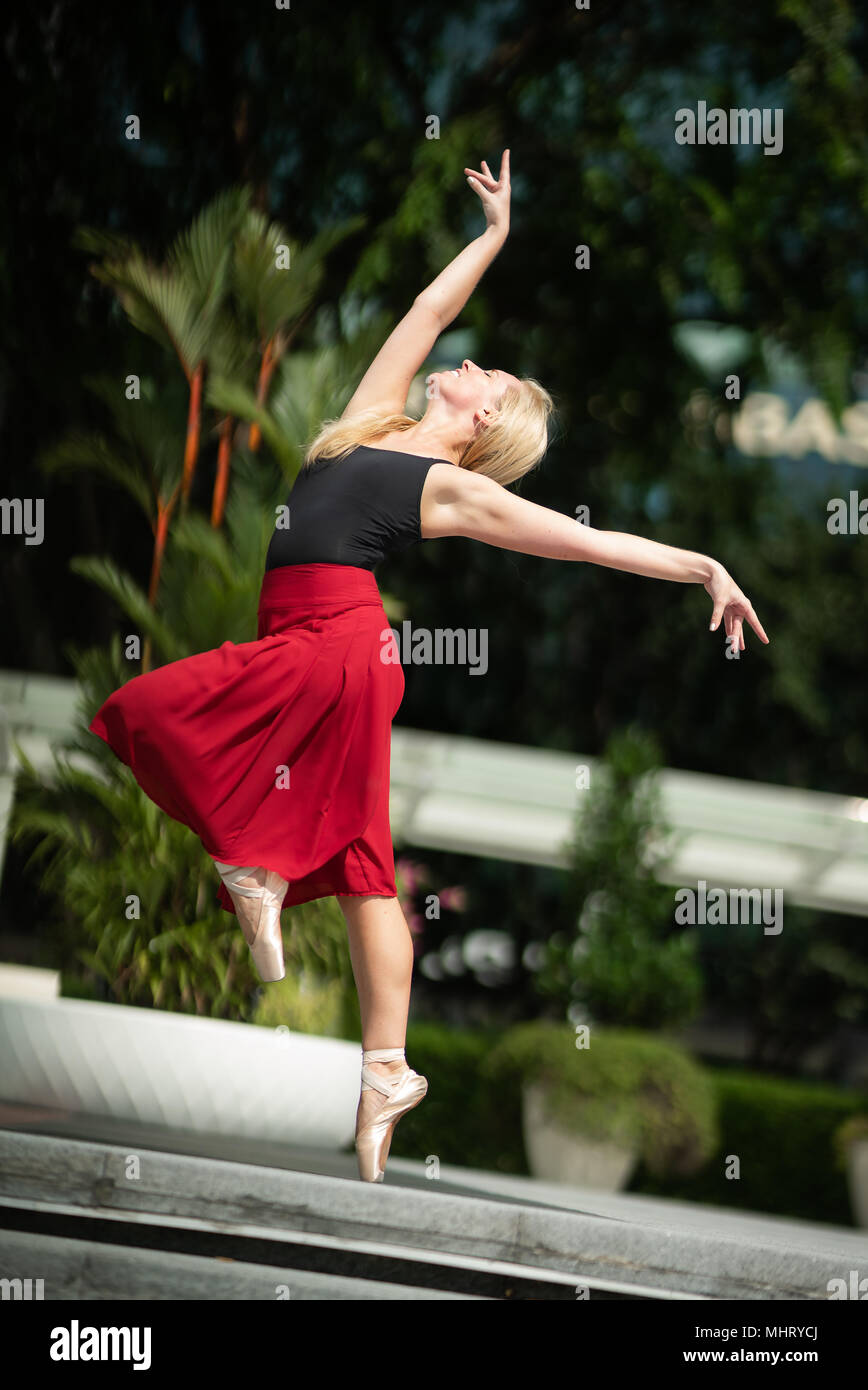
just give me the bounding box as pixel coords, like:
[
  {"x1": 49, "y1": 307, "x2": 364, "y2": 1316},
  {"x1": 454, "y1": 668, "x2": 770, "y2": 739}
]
[{"x1": 88, "y1": 564, "x2": 405, "y2": 915}]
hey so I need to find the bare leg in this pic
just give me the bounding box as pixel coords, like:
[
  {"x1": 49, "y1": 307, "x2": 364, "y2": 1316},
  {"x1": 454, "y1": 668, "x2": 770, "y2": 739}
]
[
  {"x1": 338, "y1": 893, "x2": 413, "y2": 1047},
  {"x1": 338, "y1": 893, "x2": 416, "y2": 1162}
]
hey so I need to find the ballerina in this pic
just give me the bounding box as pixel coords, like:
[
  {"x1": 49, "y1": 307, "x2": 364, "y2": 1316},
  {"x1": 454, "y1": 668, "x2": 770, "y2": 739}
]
[{"x1": 90, "y1": 149, "x2": 768, "y2": 1182}]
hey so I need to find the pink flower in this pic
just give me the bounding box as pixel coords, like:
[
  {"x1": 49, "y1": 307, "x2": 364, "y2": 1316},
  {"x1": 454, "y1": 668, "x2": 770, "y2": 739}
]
[
  {"x1": 439, "y1": 886, "x2": 467, "y2": 912},
  {"x1": 396, "y1": 857, "x2": 428, "y2": 896}
]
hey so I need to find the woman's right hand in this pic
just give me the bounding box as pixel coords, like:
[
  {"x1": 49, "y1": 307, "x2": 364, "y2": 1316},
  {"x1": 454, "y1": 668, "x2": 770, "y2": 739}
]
[
  {"x1": 464, "y1": 149, "x2": 510, "y2": 236},
  {"x1": 704, "y1": 560, "x2": 769, "y2": 650}
]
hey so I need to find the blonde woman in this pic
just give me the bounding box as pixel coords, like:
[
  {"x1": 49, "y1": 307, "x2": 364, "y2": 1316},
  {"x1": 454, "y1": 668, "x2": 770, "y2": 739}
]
[{"x1": 90, "y1": 150, "x2": 768, "y2": 1182}]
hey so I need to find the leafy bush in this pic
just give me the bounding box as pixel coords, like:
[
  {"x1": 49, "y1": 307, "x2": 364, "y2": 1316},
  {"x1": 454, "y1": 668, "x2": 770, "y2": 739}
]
[
  {"x1": 633, "y1": 1066, "x2": 866, "y2": 1226},
  {"x1": 482, "y1": 1019, "x2": 718, "y2": 1178},
  {"x1": 395, "y1": 1022, "x2": 864, "y2": 1224},
  {"x1": 535, "y1": 725, "x2": 703, "y2": 1030}
]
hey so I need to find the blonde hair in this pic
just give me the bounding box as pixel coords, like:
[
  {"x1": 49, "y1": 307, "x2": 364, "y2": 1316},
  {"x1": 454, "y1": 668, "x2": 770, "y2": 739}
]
[{"x1": 303, "y1": 378, "x2": 555, "y2": 487}]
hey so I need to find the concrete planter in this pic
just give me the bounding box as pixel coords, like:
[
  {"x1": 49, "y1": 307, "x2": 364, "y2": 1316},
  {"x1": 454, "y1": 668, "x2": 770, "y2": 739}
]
[
  {"x1": 522, "y1": 1082, "x2": 640, "y2": 1191},
  {"x1": 0, "y1": 992, "x2": 361, "y2": 1147},
  {"x1": 847, "y1": 1138, "x2": 868, "y2": 1228}
]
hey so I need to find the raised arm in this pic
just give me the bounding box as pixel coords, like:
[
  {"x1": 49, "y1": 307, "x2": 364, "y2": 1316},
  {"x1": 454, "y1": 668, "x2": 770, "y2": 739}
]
[
  {"x1": 341, "y1": 151, "x2": 511, "y2": 419},
  {"x1": 420, "y1": 464, "x2": 770, "y2": 649}
]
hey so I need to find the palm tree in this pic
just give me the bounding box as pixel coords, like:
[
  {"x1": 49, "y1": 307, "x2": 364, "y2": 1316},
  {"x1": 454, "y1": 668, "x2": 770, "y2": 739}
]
[
  {"x1": 69, "y1": 192, "x2": 366, "y2": 667},
  {"x1": 230, "y1": 209, "x2": 364, "y2": 456},
  {"x1": 74, "y1": 190, "x2": 250, "y2": 667}
]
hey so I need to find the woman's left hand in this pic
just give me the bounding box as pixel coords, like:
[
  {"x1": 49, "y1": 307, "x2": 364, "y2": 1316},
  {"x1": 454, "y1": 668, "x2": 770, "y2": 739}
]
[
  {"x1": 464, "y1": 149, "x2": 510, "y2": 235},
  {"x1": 705, "y1": 561, "x2": 769, "y2": 650}
]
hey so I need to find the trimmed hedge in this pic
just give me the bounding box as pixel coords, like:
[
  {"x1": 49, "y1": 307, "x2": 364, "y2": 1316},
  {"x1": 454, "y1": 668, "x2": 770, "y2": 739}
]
[
  {"x1": 631, "y1": 1064, "x2": 865, "y2": 1226},
  {"x1": 396, "y1": 1022, "x2": 527, "y2": 1174},
  {"x1": 396, "y1": 1022, "x2": 866, "y2": 1226}
]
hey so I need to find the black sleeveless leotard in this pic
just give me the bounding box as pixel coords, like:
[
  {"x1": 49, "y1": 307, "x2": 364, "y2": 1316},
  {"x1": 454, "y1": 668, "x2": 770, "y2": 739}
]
[{"x1": 264, "y1": 444, "x2": 448, "y2": 572}]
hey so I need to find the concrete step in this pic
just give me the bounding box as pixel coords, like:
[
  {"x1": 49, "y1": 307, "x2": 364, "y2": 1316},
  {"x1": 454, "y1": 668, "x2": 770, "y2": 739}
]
[
  {"x1": 0, "y1": 1228, "x2": 488, "y2": 1301},
  {"x1": 1, "y1": 1127, "x2": 865, "y2": 1299}
]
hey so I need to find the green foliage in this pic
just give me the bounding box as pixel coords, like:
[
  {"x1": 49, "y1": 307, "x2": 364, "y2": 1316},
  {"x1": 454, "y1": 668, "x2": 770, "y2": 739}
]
[
  {"x1": 155, "y1": 458, "x2": 278, "y2": 655},
  {"x1": 206, "y1": 305, "x2": 407, "y2": 483},
  {"x1": 396, "y1": 1022, "x2": 527, "y2": 1174},
  {"x1": 398, "y1": 1023, "x2": 863, "y2": 1225},
  {"x1": 633, "y1": 1066, "x2": 866, "y2": 1226},
  {"x1": 231, "y1": 210, "x2": 365, "y2": 345},
  {"x1": 535, "y1": 725, "x2": 703, "y2": 1029},
  {"x1": 169, "y1": 187, "x2": 252, "y2": 326},
  {"x1": 40, "y1": 372, "x2": 189, "y2": 533},
  {"x1": 698, "y1": 902, "x2": 868, "y2": 1075},
  {"x1": 69, "y1": 557, "x2": 184, "y2": 663},
  {"x1": 82, "y1": 186, "x2": 252, "y2": 378},
  {"x1": 9, "y1": 702, "x2": 257, "y2": 1017},
  {"x1": 481, "y1": 1019, "x2": 718, "y2": 1178},
  {"x1": 252, "y1": 958, "x2": 361, "y2": 1041}
]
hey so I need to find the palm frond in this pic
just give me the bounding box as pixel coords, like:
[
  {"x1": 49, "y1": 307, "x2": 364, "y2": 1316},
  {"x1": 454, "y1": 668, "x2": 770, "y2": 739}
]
[
  {"x1": 204, "y1": 373, "x2": 299, "y2": 472},
  {"x1": 38, "y1": 430, "x2": 154, "y2": 517},
  {"x1": 68, "y1": 556, "x2": 186, "y2": 663},
  {"x1": 72, "y1": 225, "x2": 144, "y2": 262},
  {"x1": 93, "y1": 255, "x2": 210, "y2": 372},
  {"x1": 156, "y1": 468, "x2": 269, "y2": 650},
  {"x1": 166, "y1": 509, "x2": 238, "y2": 587},
  {"x1": 234, "y1": 212, "x2": 365, "y2": 342},
  {"x1": 81, "y1": 373, "x2": 188, "y2": 472},
  {"x1": 168, "y1": 186, "x2": 251, "y2": 317},
  {"x1": 199, "y1": 307, "x2": 254, "y2": 382}
]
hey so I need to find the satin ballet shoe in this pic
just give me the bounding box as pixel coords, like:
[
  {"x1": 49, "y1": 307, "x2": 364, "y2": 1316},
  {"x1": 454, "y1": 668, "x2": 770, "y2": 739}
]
[
  {"x1": 355, "y1": 1046, "x2": 428, "y2": 1183},
  {"x1": 214, "y1": 861, "x2": 288, "y2": 983}
]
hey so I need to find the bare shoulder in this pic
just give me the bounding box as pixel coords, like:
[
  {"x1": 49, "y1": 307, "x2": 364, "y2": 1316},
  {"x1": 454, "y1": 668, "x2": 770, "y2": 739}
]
[
  {"x1": 420, "y1": 463, "x2": 501, "y2": 538},
  {"x1": 421, "y1": 463, "x2": 497, "y2": 499}
]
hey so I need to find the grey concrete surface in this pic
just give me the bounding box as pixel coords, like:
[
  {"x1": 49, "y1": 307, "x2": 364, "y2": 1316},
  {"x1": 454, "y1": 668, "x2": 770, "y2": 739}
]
[
  {"x1": 1, "y1": 1115, "x2": 866, "y2": 1301},
  {"x1": 0, "y1": 1229, "x2": 488, "y2": 1300}
]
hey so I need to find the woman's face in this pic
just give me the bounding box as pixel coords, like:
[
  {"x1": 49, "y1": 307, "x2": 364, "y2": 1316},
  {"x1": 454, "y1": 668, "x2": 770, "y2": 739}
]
[{"x1": 428, "y1": 359, "x2": 520, "y2": 416}]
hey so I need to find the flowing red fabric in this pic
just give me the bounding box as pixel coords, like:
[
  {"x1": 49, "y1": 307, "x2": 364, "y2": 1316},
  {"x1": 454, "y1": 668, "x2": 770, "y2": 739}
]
[{"x1": 88, "y1": 564, "x2": 405, "y2": 914}]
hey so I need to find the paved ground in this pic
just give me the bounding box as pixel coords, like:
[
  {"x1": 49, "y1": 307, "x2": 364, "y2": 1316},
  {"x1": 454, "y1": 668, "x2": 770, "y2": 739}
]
[{"x1": 1, "y1": 1100, "x2": 867, "y2": 1301}]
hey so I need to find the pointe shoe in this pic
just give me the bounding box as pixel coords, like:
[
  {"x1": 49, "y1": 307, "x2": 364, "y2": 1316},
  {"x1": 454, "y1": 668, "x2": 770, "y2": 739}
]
[
  {"x1": 355, "y1": 1046, "x2": 428, "y2": 1183},
  {"x1": 214, "y1": 861, "x2": 288, "y2": 982}
]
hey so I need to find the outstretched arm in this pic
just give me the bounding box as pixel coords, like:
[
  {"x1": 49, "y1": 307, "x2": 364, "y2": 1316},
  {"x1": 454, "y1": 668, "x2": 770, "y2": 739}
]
[
  {"x1": 420, "y1": 464, "x2": 770, "y2": 650},
  {"x1": 341, "y1": 151, "x2": 511, "y2": 419}
]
